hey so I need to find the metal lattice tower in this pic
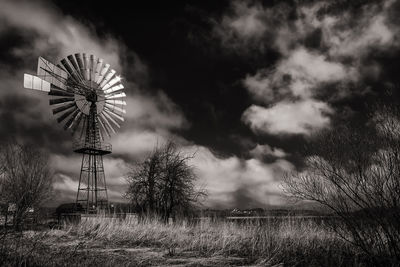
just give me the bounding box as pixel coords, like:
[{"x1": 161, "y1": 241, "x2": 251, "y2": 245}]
[
  {"x1": 75, "y1": 103, "x2": 110, "y2": 213},
  {"x1": 22, "y1": 53, "x2": 126, "y2": 214}
]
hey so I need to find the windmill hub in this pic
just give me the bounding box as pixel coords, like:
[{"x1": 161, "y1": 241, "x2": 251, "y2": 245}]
[
  {"x1": 86, "y1": 91, "x2": 98, "y2": 102},
  {"x1": 23, "y1": 53, "x2": 127, "y2": 214}
]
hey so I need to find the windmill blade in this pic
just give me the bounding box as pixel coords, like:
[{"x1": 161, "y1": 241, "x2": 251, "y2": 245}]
[
  {"x1": 96, "y1": 63, "x2": 110, "y2": 84},
  {"x1": 48, "y1": 87, "x2": 74, "y2": 97},
  {"x1": 90, "y1": 55, "x2": 97, "y2": 82},
  {"x1": 98, "y1": 116, "x2": 111, "y2": 139},
  {"x1": 105, "y1": 99, "x2": 126, "y2": 106},
  {"x1": 75, "y1": 53, "x2": 85, "y2": 79},
  {"x1": 37, "y1": 57, "x2": 68, "y2": 89},
  {"x1": 83, "y1": 53, "x2": 91, "y2": 81},
  {"x1": 105, "y1": 92, "x2": 126, "y2": 99},
  {"x1": 105, "y1": 103, "x2": 126, "y2": 114},
  {"x1": 103, "y1": 110, "x2": 120, "y2": 128},
  {"x1": 104, "y1": 107, "x2": 125, "y2": 122},
  {"x1": 27, "y1": 54, "x2": 126, "y2": 139},
  {"x1": 64, "y1": 109, "x2": 80, "y2": 130},
  {"x1": 99, "y1": 69, "x2": 116, "y2": 88},
  {"x1": 57, "y1": 106, "x2": 78, "y2": 123},
  {"x1": 100, "y1": 113, "x2": 116, "y2": 134},
  {"x1": 61, "y1": 58, "x2": 81, "y2": 82},
  {"x1": 67, "y1": 55, "x2": 83, "y2": 80},
  {"x1": 103, "y1": 84, "x2": 124, "y2": 95},
  {"x1": 102, "y1": 76, "x2": 121, "y2": 91},
  {"x1": 94, "y1": 58, "x2": 103, "y2": 83},
  {"x1": 71, "y1": 112, "x2": 84, "y2": 133},
  {"x1": 57, "y1": 64, "x2": 67, "y2": 72},
  {"x1": 49, "y1": 97, "x2": 75, "y2": 105},
  {"x1": 52, "y1": 102, "x2": 76, "y2": 114},
  {"x1": 23, "y1": 74, "x2": 51, "y2": 92}
]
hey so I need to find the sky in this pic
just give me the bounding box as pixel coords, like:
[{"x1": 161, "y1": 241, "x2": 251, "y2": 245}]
[{"x1": 0, "y1": 0, "x2": 400, "y2": 209}]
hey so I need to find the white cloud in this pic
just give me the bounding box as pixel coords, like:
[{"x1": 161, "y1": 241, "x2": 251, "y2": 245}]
[
  {"x1": 249, "y1": 144, "x2": 287, "y2": 159},
  {"x1": 282, "y1": 48, "x2": 351, "y2": 86},
  {"x1": 243, "y1": 70, "x2": 275, "y2": 102},
  {"x1": 244, "y1": 48, "x2": 354, "y2": 103},
  {"x1": 124, "y1": 90, "x2": 188, "y2": 130},
  {"x1": 53, "y1": 173, "x2": 79, "y2": 193},
  {"x1": 50, "y1": 153, "x2": 129, "y2": 186},
  {"x1": 213, "y1": 1, "x2": 272, "y2": 52},
  {"x1": 184, "y1": 145, "x2": 294, "y2": 208},
  {"x1": 50, "y1": 142, "x2": 295, "y2": 208},
  {"x1": 227, "y1": 2, "x2": 266, "y2": 38},
  {"x1": 111, "y1": 129, "x2": 168, "y2": 158},
  {"x1": 322, "y1": 12, "x2": 396, "y2": 58},
  {"x1": 242, "y1": 99, "x2": 333, "y2": 135}
]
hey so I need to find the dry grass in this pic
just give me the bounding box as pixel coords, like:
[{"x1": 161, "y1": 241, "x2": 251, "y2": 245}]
[
  {"x1": 65, "y1": 216, "x2": 364, "y2": 266},
  {"x1": 1, "y1": 216, "x2": 374, "y2": 266}
]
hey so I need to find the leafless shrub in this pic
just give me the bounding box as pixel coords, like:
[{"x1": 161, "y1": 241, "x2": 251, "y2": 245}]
[
  {"x1": 0, "y1": 142, "x2": 53, "y2": 230},
  {"x1": 125, "y1": 141, "x2": 207, "y2": 220},
  {"x1": 283, "y1": 105, "x2": 400, "y2": 264}
]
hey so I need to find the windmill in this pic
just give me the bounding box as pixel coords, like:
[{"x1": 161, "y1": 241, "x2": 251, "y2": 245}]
[{"x1": 23, "y1": 53, "x2": 126, "y2": 213}]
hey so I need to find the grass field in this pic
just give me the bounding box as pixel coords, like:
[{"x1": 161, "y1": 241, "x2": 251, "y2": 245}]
[{"x1": 0, "y1": 216, "x2": 376, "y2": 266}]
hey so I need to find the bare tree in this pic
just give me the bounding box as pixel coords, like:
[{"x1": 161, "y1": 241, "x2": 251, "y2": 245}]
[
  {"x1": 0, "y1": 143, "x2": 53, "y2": 230},
  {"x1": 283, "y1": 105, "x2": 400, "y2": 264},
  {"x1": 125, "y1": 142, "x2": 206, "y2": 220}
]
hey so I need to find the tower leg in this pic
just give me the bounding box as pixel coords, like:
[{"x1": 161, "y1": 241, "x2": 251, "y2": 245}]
[{"x1": 76, "y1": 153, "x2": 108, "y2": 213}]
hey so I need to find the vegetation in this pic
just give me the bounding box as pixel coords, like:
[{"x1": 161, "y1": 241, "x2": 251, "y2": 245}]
[
  {"x1": 1, "y1": 215, "x2": 374, "y2": 267},
  {"x1": 0, "y1": 142, "x2": 53, "y2": 230},
  {"x1": 283, "y1": 105, "x2": 400, "y2": 264},
  {"x1": 125, "y1": 142, "x2": 206, "y2": 220}
]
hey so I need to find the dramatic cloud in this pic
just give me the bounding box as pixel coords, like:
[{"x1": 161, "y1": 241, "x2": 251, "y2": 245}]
[
  {"x1": 243, "y1": 48, "x2": 354, "y2": 102},
  {"x1": 185, "y1": 145, "x2": 294, "y2": 208},
  {"x1": 215, "y1": 0, "x2": 399, "y2": 136},
  {"x1": 243, "y1": 99, "x2": 333, "y2": 135},
  {"x1": 124, "y1": 90, "x2": 187, "y2": 130},
  {"x1": 320, "y1": 4, "x2": 397, "y2": 58}
]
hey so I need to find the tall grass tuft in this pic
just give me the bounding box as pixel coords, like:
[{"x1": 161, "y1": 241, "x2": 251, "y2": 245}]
[{"x1": 66, "y1": 215, "x2": 369, "y2": 266}]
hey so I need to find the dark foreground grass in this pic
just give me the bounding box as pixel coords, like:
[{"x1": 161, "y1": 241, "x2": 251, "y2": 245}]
[{"x1": 0, "y1": 216, "x2": 386, "y2": 266}]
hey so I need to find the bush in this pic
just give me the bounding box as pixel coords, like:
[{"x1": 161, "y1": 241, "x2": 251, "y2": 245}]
[{"x1": 283, "y1": 106, "x2": 400, "y2": 264}]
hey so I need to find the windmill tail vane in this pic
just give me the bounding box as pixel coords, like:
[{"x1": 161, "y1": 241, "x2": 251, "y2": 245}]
[{"x1": 23, "y1": 53, "x2": 127, "y2": 213}]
